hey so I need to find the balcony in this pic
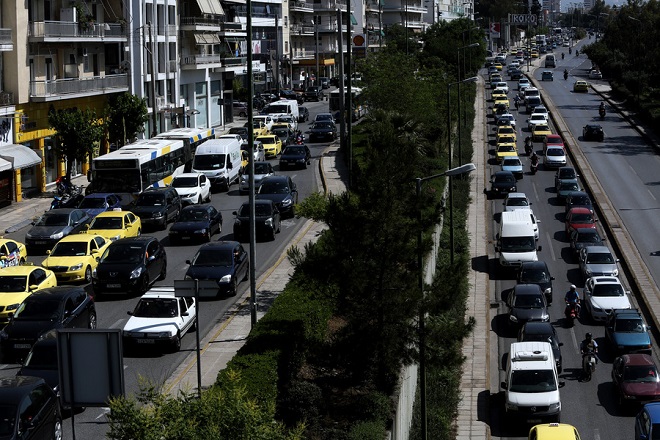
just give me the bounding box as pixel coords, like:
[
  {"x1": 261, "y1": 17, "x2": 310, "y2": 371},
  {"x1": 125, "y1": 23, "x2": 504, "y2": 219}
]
[
  {"x1": 181, "y1": 54, "x2": 222, "y2": 70},
  {"x1": 157, "y1": 24, "x2": 178, "y2": 36},
  {"x1": 180, "y1": 17, "x2": 245, "y2": 36},
  {"x1": 0, "y1": 29, "x2": 12, "y2": 51},
  {"x1": 29, "y1": 21, "x2": 127, "y2": 42},
  {"x1": 317, "y1": 23, "x2": 349, "y2": 32},
  {"x1": 291, "y1": 24, "x2": 314, "y2": 35},
  {"x1": 290, "y1": 0, "x2": 314, "y2": 12},
  {"x1": 29, "y1": 74, "x2": 129, "y2": 102},
  {"x1": 315, "y1": 0, "x2": 348, "y2": 11}
]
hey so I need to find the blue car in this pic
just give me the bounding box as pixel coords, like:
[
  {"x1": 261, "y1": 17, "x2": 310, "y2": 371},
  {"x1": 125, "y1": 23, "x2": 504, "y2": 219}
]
[
  {"x1": 635, "y1": 402, "x2": 660, "y2": 439},
  {"x1": 605, "y1": 309, "x2": 652, "y2": 355},
  {"x1": 78, "y1": 193, "x2": 122, "y2": 218}
]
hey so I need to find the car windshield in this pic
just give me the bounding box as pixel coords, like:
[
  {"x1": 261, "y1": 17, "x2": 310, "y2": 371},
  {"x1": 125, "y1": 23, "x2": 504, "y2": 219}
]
[
  {"x1": 615, "y1": 318, "x2": 645, "y2": 333},
  {"x1": 591, "y1": 283, "x2": 624, "y2": 297},
  {"x1": 192, "y1": 249, "x2": 232, "y2": 267},
  {"x1": 254, "y1": 163, "x2": 271, "y2": 174},
  {"x1": 272, "y1": 128, "x2": 289, "y2": 137},
  {"x1": 23, "y1": 344, "x2": 58, "y2": 369},
  {"x1": 316, "y1": 115, "x2": 333, "y2": 121},
  {"x1": 101, "y1": 244, "x2": 144, "y2": 264},
  {"x1": 498, "y1": 145, "x2": 516, "y2": 152},
  {"x1": 50, "y1": 241, "x2": 88, "y2": 257},
  {"x1": 136, "y1": 193, "x2": 165, "y2": 206},
  {"x1": 178, "y1": 210, "x2": 208, "y2": 222},
  {"x1": 79, "y1": 198, "x2": 106, "y2": 209},
  {"x1": 513, "y1": 294, "x2": 544, "y2": 308},
  {"x1": 172, "y1": 177, "x2": 199, "y2": 188},
  {"x1": 520, "y1": 268, "x2": 550, "y2": 283},
  {"x1": 587, "y1": 252, "x2": 615, "y2": 264},
  {"x1": 259, "y1": 137, "x2": 276, "y2": 145},
  {"x1": 314, "y1": 122, "x2": 335, "y2": 129},
  {"x1": 624, "y1": 366, "x2": 659, "y2": 383},
  {"x1": 547, "y1": 149, "x2": 564, "y2": 157},
  {"x1": 571, "y1": 213, "x2": 593, "y2": 223},
  {"x1": 133, "y1": 298, "x2": 178, "y2": 318},
  {"x1": 238, "y1": 204, "x2": 273, "y2": 217},
  {"x1": 570, "y1": 196, "x2": 591, "y2": 206},
  {"x1": 500, "y1": 237, "x2": 536, "y2": 252},
  {"x1": 509, "y1": 370, "x2": 556, "y2": 393},
  {"x1": 502, "y1": 159, "x2": 521, "y2": 167},
  {"x1": 560, "y1": 183, "x2": 579, "y2": 191},
  {"x1": 577, "y1": 231, "x2": 600, "y2": 243},
  {"x1": 559, "y1": 169, "x2": 576, "y2": 179},
  {"x1": 90, "y1": 217, "x2": 122, "y2": 230},
  {"x1": 13, "y1": 298, "x2": 61, "y2": 320},
  {"x1": 522, "y1": 333, "x2": 558, "y2": 349},
  {"x1": 283, "y1": 147, "x2": 305, "y2": 155},
  {"x1": 259, "y1": 181, "x2": 290, "y2": 194},
  {"x1": 193, "y1": 154, "x2": 225, "y2": 170},
  {"x1": 495, "y1": 174, "x2": 515, "y2": 183},
  {"x1": 507, "y1": 198, "x2": 528, "y2": 206},
  {"x1": 0, "y1": 276, "x2": 27, "y2": 292},
  {"x1": 35, "y1": 214, "x2": 69, "y2": 226}
]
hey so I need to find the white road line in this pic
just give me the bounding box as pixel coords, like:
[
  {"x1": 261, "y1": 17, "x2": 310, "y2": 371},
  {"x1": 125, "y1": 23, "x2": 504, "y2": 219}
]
[
  {"x1": 648, "y1": 189, "x2": 657, "y2": 201},
  {"x1": 546, "y1": 231, "x2": 557, "y2": 262},
  {"x1": 571, "y1": 327, "x2": 579, "y2": 352},
  {"x1": 593, "y1": 429, "x2": 601, "y2": 440},
  {"x1": 629, "y1": 164, "x2": 638, "y2": 176},
  {"x1": 96, "y1": 407, "x2": 111, "y2": 420},
  {"x1": 109, "y1": 319, "x2": 125, "y2": 329},
  {"x1": 532, "y1": 179, "x2": 540, "y2": 201}
]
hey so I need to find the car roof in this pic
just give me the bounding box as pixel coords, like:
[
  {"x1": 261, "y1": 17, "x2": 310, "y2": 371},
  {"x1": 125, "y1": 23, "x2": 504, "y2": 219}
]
[
  {"x1": 567, "y1": 191, "x2": 590, "y2": 198},
  {"x1": 567, "y1": 207, "x2": 593, "y2": 214},
  {"x1": 621, "y1": 353, "x2": 656, "y2": 367},
  {"x1": 506, "y1": 192, "x2": 527, "y2": 198},
  {"x1": 55, "y1": 234, "x2": 100, "y2": 243},
  {"x1": 531, "y1": 423, "x2": 579, "y2": 437},
  {"x1": 111, "y1": 236, "x2": 155, "y2": 246},
  {"x1": 0, "y1": 265, "x2": 44, "y2": 275},
  {"x1": 574, "y1": 227, "x2": 599, "y2": 234},
  {"x1": 95, "y1": 210, "x2": 129, "y2": 218},
  {"x1": 520, "y1": 261, "x2": 549, "y2": 271},
  {"x1": 25, "y1": 286, "x2": 87, "y2": 300},
  {"x1": 0, "y1": 376, "x2": 48, "y2": 404},
  {"x1": 262, "y1": 175, "x2": 289, "y2": 183},
  {"x1": 521, "y1": 321, "x2": 554, "y2": 334},
  {"x1": 142, "y1": 187, "x2": 170, "y2": 193},
  {"x1": 141, "y1": 286, "x2": 178, "y2": 299},
  {"x1": 181, "y1": 205, "x2": 211, "y2": 213},
  {"x1": 585, "y1": 246, "x2": 611, "y2": 254},
  {"x1": 590, "y1": 276, "x2": 620, "y2": 284},
  {"x1": 174, "y1": 173, "x2": 203, "y2": 179},
  {"x1": 198, "y1": 241, "x2": 239, "y2": 252},
  {"x1": 513, "y1": 284, "x2": 544, "y2": 295},
  {"x1": 241, "y1": 199, "x2": 274, "y2": 207},
  {"x1": 585, "y1": 124, "x2": 602, "y2": 129}
]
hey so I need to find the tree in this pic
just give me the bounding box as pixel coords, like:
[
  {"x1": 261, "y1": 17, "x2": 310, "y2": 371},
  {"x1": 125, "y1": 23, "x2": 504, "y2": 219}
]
[
  {"x1": 48, "y1": 107, "x2": 105, "y2": 180},
  {"x1": 106, "y1": 92, "x2": 149, "y2": 148}
]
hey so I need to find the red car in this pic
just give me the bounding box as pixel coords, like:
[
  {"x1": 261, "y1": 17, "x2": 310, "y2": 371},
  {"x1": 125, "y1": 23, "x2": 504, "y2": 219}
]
[
  {"x1": 565, "y1": 207, "x2": 597, "y2": 235},
  {"x1": 612, "y1": 354, "x2": 660, "y2": 407},
  {"x1": 543, "y1": 134, "x2": 564, "y2": 154}
]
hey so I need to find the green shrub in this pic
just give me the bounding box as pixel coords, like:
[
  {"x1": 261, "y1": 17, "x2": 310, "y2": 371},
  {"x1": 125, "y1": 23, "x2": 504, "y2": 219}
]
[{"x1": 348, "y1": 420, "x2": 387, "y2": 440}]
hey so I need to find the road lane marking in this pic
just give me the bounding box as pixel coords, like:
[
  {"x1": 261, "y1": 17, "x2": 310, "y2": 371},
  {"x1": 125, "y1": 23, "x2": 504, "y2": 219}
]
[
  {"x1": 109, "y1": 319, "x2": 125, "y2": 329},
  {"x1": 570, "y1": 327, "x2": 579, "y2": 352},
  {"x1": 594, "y1": 429, "x2": 600, "y2": 440},
  {"x1": 532, "y1": 179, "x2": 540, "y2": 201},
  {"x1": 629, "y1": 164, "x2": 638, "y2": 176},
  {"x1": 546, "y1": 231, "x2": 557, "y2": 261},
  {"x1": 649, "y1": 189, "x2": 657, "y2": 201}
]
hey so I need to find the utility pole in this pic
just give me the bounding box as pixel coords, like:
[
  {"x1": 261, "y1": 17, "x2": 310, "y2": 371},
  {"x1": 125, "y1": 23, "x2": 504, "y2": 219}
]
[
  {"x1": 314, "y1": 19, "x2": 320, "y2": 87},
  {"x1": 275, "y1": 15, "x2": 280, "y2": 94},
  {"x1": 147, "y1": 21, "x2": 158, "y2": 137},
  {"x1": 346, "y1": 6, "x2": 352, "y2": 188},
  {"x1": 337, "y1": 9, "x2": 345, "y2": 147},
  {"x1": 246, "y1": 0, "x2": 257, "y2": 327}
]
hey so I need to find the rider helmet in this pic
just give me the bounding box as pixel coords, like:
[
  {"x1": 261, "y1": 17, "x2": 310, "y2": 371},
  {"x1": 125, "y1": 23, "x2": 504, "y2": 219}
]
[
  {"x1": 586, "y1": 332, "x2": 592, "y2": 339},
  {"x1": 570, "y1": 284, "x2": 576, "y2": 290}
]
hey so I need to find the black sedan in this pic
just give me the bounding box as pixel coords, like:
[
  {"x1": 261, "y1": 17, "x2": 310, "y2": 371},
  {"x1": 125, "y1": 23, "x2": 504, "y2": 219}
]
[
  {"x1": 583, "y1": 124, "x2": 604, "y2": 141},
  {"x1": 308, "y1": 121, "x2": 337, "y2": 142},
  {"x1": 0, "y1": 376, "x2": 61, "y2": 439},
  {"x1": 25, "y1": 208, "x2": 91, "y2": 254},
  {"x1": 272, "y1": 126, "x2": 295, "y2": 147},
  {"x1": 184, "y1": 241, "x2": 249, "y2": 297},
  {"x1": 256, "y1": 175, "x2": 298, "y2": 218},
  {"x1": 233, "y1": 200, "x2": 281, "y2": 242},
  {"x1": 569, "y1": 227, "x2": 605, "y2": 255},
  {"x1": 92, "y1": 237, "x2": 167, "y2": 296},
  {"x1": 168, "y1": 205, "x2": 223, "y2": 244},
  {"x1": 0, "y1": 286, "x2": 96, "y2": 362},
  {"x1": 517, "y1": 261, "x2": 555, "y2": 304},
  {"x1": 489, "y1": 171, "x2": 517, "y2": 197},
  {"x1": 565, "y1": 191, "x2": 594, "y2": 215},
  {"x1": 279, "y1": 145, "x2": 312, "y2": 170},
  {"x1": 506, "y1": 284, "x2": 550, "y2": 328}
]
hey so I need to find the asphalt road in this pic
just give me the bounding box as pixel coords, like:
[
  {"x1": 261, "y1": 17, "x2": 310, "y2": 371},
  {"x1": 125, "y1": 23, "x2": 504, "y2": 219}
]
[
  {"x1": 0, "y1": 97, "x2": 336, "y2": 439},
  {"x1": 487, "y1": 41, "x2": 658, "y2": 439}
]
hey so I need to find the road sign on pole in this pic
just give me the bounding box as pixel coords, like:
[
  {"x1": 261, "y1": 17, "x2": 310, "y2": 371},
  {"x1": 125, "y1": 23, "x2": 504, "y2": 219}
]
[
  {"x1": 490, "y1": 22, "x2": 500, "y2": 38},
  {"x1": 508, "y1": 14, "x2": 537, "y2": 25}
]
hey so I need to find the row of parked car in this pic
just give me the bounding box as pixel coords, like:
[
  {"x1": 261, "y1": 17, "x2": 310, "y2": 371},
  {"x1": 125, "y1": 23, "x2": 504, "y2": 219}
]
[{"x1": 488, "y1": 49, "x2": 659, "y2": 439}]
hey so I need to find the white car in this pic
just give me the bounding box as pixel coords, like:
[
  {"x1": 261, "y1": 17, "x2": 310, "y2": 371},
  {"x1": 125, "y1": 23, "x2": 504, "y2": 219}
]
[
  {"x1": 527, "y1": 113, "x2": 549, "y2": 130},
  {"x1": 239, "y1": 161, "x2": 275, "y2": 194},
  {"x1": 498, "y1": 113, "x2": 516, "y2": 129},
  {"x1": 253, "y1": 115, "x2": 274, "y2": 132},
  {"x1": 494, "y1": 82, "x2": 509, "y2": 94},
  {"x1": 530, "y1": 105, "x2": 549, "y2": 118},
  {"x1": 171, "y1": 172, "x2": 212, "y2": 205},
  {"x1": 503, "y1": 192, "x2": 532, "y2": 212},
  {"x1": 122, "y1": 287, "x2": 197, "y2": 352},
  {"x1": 589, "y1": 70, "x2": 603, "y2": 80},
  {"x1": 276, "y1": 114, "x2": 298, "y2": 132},
  {"x1": 583, "y1": 276, "x2": 631, "y2": 321},
  {"x1": 501, "y1": 156, "x2": 524, "y2": 179},
  {"x1": 518, "y1": 78, "x2": 531, "y2": 91},
  {"x1": 544, "y1": 146, "x2": 567, "y2": 168},
  {"x1": 241, "y1": 140, "x2": 266, "y2": 162}
]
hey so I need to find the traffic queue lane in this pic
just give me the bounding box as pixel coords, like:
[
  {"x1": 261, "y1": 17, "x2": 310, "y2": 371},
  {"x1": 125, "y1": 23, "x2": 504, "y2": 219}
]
[
  {"x1": 487, "y1": 46, "x2": 651, "y2": 439},
  {"x1": 0, "y1": 98, "x2": 335, "y2": 440}
]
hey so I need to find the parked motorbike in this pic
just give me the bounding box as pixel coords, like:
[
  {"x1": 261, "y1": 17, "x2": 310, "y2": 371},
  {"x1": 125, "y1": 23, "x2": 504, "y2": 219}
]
[
  {"x1": 599, "y1": 107, "x2": 606, "y2": 120},
  {"x1": 50, "y1": 192, "x2": 84, "y2": 210},
  {"x1": 564, "y1": 302, "x2": 580, "y2": 327},
  {"x1": 582, "y1": 351, "x2": 597, "y2": 381}
]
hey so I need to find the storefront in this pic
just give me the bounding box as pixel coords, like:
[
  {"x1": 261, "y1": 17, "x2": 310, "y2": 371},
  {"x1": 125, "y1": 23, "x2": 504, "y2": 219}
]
[
  {"x1": 0, "y1": 159, "x2": 12, "y2": 208},
  {"x1": 0, "y1": 144, "x2": 43, "y2": 201}
]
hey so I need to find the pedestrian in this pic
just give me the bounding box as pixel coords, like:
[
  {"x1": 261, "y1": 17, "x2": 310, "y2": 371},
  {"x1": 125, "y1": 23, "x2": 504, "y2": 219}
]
[{"x1": 514, "y1": 99, "x2": 520, "y2": 111}]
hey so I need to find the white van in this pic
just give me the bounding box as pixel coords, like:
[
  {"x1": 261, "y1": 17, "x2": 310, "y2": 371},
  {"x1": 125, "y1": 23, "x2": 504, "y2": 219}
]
[
  {"x1": 192, "y1": 135, "x2": 242, "y2": 191},
  {"x1": 497, "y1": 210, "x2": 542, "y2": 267},
  {"x1": 262, "y1": 99, "x2": 300, "y2": 122},
  {"x1": 523, "y1": 87, "x2": 540, "y2": 102},
  {"x1": 502, "y1": 341, "x2": 562, "y2": 422}
]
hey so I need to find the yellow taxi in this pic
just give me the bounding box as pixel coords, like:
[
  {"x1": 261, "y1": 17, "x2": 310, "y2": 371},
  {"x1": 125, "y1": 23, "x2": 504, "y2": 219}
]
[
  {"x1": 497, "y1": 126, "x2": 517, "y2": 141},
  {"x1": 491, "y1": 89, "x2": 507, "y2": 101},
  {"x1": 41, "y1": 234, "x2": 111, "y2": 284},
  {"x1": 496, "y1": 143, "x2": 518, "y2": 162},
  {"x1": 0, "y1": 238, "x2": 27, "y2": 268},
  {"x1": 531, "y1": 50, "x2": 539, "y2": 58},
  {"x1": 85, "y1": 210, "x2": 142, "y2": 242},
  {"x1": 240, "y1": 149, "x2": 250, "y2": 174},
  {"x1": 257, "y1": 135, "x2": 283, "y2": 158},
  {"x1": 528, "y1": 423, "x2": 582, "y2": 440},
  {"x1": 493, "y1": 62, "x2": 503, "y2": 71},
  {"x1": 493, "y1": 97, "x2": 511, "y2": 113},
  {"x1": 271, "y1": 122, "x2": 293, "y2": 133},
  {"x1": 573, "y1": 80, "x2": 589, "y2": 93},
  {"x1": 0, "y1": 265, "x2": 57, "y2": 323},
  {"x1": 532, "y1": 123, "x2": 552, "y2": 142},
  {"x1": 496, "y1": 135, "x2": 517, "y2": 149},
  {"x1": 248, "y1": 121, "x2": 269, "y2": 137}
]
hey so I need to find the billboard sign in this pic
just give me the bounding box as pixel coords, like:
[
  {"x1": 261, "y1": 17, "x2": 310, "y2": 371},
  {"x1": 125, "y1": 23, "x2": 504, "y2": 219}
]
[
  {"x1": 508, "y1": 14, "x2": 537, "y2": 24},
  {"x1": 490, "y1": 22, "x2": 500, "y2": 38}
]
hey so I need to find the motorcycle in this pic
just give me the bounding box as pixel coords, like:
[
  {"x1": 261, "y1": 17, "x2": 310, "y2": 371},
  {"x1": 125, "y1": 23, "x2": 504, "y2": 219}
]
[
  {"x1": 582, "y1": 350, "x2": 597, "y2": 381},
  {"x1": 564, "y1": 71, "x2": 569, "y2": 81},
  {"x1": 294, "y1": 131, "x2": 305, "y2": 144},
  {"x1": 525, "y1": 142, "x2": 533, "y2": 156},
  {"x1": 50, "y1": 192, "x2": 84, "y2": 210},
  {"x1": 564, "y1": 302, "x2": 580, "y2": 327},
  {"x1": 530, "y1": 162, "x2": 538, "y2": 175},
  {"x1": 576, "y1": 50, "x2": 579, "y2": 56},
  {"x1": 569, "y1": 47, "x2": 572, "y2": 55},
  {"x1": 561, "y1": 53, "x2": 565, "y2": 60},
  {"x1": 599, "y1": 107, "x2": 606, "y2": 120}
]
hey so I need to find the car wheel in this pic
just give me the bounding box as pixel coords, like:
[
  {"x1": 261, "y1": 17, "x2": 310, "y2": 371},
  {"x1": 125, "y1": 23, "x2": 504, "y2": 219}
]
[
  {"x1": 243, "y1": 264, "x2": 249, "y2": 281},
  {"x1": 137, "y1": 228, "x2": 141, "y2": 236},
  {"x1": 88, "y1": 312, "x2": 97, "y2": 329},
  {"x1": 205, "y1": 230, "x2": 211, "y2": 243},
  {"x1": 159, "y1": 261, "x2": 167, "y2": 281},
  {"x1": 270, "y1": 226, "x2": 276, "y2": 241},
  {"x1": 231, "y1": 278, "x2": 238, "y2": 296},
  {"x1": 206, "y1": 191, "x2": 212, "y2": 203},
  {"x1": 54, "y1": 414, "x2": 63, "y2": 440},
  {"x1": 139, "y1": 276, "x2": 149, "y2": 295},
  {"x1": 172, "y1": 332, "x2": 181, "y2": 352},
  {"x1": 198, "y1": 196, "x2": 202, "y2": 205},
  {"x1": 84, "y1": 266, "x2": 92, "y2": 284}
]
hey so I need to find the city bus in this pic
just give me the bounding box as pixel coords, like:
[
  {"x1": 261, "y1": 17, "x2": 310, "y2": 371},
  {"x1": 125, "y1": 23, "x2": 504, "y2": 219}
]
[
  {"x1": 155, "y1": 127, "x2": 215, "y2": 157},
  {"x1": 90, "y1": 138, "x2": 186, "y2": 206},
  {"x1": 329, "y1": 87, "x2": 366, "y2": 122}
]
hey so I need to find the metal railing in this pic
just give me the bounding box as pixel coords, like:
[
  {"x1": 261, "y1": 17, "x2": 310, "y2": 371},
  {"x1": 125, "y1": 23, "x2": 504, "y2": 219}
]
[
  {"x1": 30, "y1": 74, "x2": 128, "y2": 98},
  {"x1": 157, "y1": 24, "x2": 178, "y2": 35},
  {"x1": 29, "y1": 21, "x2": 127, "y2": 38},
  {"x1": 0, "y1": 92, "x2": 13, "y2": 105},
  {"x1": 317, "y1": 0, "x2": 348, "y2": 9},
  {"x1": 0, "y1": 29, "x2": 11, "y2": 45},
  {"x1": 182, "y1": 54, "x2": 222, "y2": 66},
  {"x1": 290, "y1": 0, "x2": 314, "y2": 9},
  {"x1": 291, "y1": 24, "x2": 314, "y2": 34}
]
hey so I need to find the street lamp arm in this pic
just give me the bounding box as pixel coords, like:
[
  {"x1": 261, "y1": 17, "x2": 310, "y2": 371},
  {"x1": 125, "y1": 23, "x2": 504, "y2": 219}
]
[{"x1": 417, "y1": 163, "x2": 476, "y2": 184}]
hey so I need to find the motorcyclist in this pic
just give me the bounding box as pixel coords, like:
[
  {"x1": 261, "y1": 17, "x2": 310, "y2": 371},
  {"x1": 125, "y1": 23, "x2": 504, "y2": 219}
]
[
  {"x1": 530, "y1": 151, "x2": 539, "y2": 166},
  {"x1": 565, "y1": 284, "x2": 580, "y2": 313},
  {"x1": 580, "y1": 332, "x2": 598, "y2": 356},
  {"x1": 599, "y1": 102, "x2": 605, "y2": 112},
  {"x1": 576, "y1": 49, "x2": 579, "y2": 56},
  {"x1": 561, "y1": 52, "x2": 565, "y2": 60},
  {"x1": 514, "y1": 95, "x2": 520, "y2": 111},
  {"x1": 569, "y1": 47, "x2": 572, "y2": 55},
  {"x1": 563, "y1": 69, "x2": 569, "y2": 80}
]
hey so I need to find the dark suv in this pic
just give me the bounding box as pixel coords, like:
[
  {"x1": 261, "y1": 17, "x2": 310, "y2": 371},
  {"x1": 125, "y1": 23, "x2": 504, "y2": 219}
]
[
  {"x1": 304, "y1": 86, "x2": 324, "y2": 102},
  {"x1": 93, "y1": 236, "x2": 167, "y2": 296},
  {"x1": 0, "y1": 376, "x2": 62, "y2": 440},
  {"x1": 517, "y1": 261, "x2": 555, "y2": 304},
  {"x1": 583, "y1": 124, "x2": 604, "y2": 141},
  {"x1": 129, "y1": 187, "x2": 181, "y2": 230}
]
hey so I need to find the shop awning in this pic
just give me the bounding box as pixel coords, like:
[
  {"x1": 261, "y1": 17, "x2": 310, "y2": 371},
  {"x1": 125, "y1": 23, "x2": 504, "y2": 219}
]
[
  {"x1": 0, "y1": 157, "x2": 10, "y2": 172},
  {"x1": 195, "y1": 33, "x2": 221, "y2": 44},
  {"x1": 0, "y1": 144, "x2": 42, "y2": 170},
  {"x1": 196, "y1": 0, "x2": 224, "y2": 15}
]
